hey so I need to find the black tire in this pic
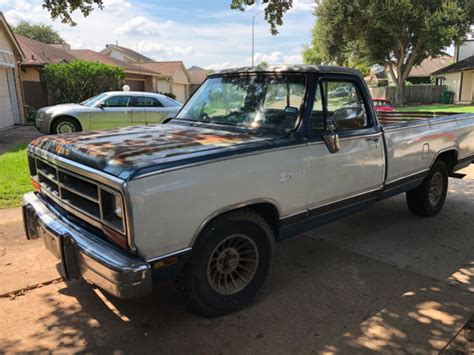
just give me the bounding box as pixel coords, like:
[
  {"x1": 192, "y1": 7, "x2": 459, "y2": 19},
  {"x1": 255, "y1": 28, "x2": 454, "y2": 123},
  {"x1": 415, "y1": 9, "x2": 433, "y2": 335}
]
[
  {"x1": 406, "y1": 160, "x2": 448, "y2": 217},
  {"x1": 51, "y1": 117, "x2": 81, "y2": 134},
  {"x1": 178, "y1": 210, "x2": 275, "y2": 317}
]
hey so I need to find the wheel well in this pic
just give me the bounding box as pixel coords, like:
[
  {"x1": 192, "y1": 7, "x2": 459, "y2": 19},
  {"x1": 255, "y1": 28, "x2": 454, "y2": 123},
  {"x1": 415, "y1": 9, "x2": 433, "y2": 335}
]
[
  {"x1": 194, "y1": 202, "x2": 280, "y2": 244},
  {"x1": 435, "y1": 150, "x2": 458, "y2": 173},
  {"x1": 50, "y1": 116, "x2": 82, "y2": 133}
]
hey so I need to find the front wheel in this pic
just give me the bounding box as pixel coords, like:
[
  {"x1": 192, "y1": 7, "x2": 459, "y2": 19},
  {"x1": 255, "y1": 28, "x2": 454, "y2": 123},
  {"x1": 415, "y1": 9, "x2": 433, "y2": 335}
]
[
  {"x1": 178, "y1": 210, "x2": 275, "y2": 317},
  {"x1": 51, "y1": 117, "x2": 81, "y2": 134},
  {"x1": 406, "y1": 160, "x2": 448, "y2": 217}
]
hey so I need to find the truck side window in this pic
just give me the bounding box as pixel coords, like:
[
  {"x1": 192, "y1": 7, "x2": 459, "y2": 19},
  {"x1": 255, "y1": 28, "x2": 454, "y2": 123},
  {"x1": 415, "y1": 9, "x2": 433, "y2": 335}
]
[{"x1": 311, "y1": 80, "x2": 368, "y2": 131}]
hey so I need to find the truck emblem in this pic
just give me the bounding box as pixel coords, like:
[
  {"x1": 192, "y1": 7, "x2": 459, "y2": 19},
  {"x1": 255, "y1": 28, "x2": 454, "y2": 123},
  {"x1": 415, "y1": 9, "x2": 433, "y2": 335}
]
[{"x1": 280, "y1": 169, "x2": 306, "y2": 183}]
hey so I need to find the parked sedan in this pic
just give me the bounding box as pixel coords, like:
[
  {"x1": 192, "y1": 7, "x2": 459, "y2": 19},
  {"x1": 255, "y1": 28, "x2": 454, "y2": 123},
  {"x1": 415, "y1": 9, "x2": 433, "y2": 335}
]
[
  {"x1": 35, "y1": 91, "x2": 182, "y2": 134},
  {"x1": 373, "y1": 98, "x2": 395, "y2": 112}
]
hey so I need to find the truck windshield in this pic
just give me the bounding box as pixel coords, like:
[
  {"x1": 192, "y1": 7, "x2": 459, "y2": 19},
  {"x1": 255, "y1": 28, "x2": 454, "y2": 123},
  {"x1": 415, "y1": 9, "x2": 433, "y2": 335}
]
[{"x1": 176, "y1": 75, "x2": 306, "y2": 131}]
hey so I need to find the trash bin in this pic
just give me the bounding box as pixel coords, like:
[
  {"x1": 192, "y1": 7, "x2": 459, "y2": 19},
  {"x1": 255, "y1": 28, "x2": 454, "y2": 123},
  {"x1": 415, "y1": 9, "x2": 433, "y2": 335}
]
[{"x1": 440, "y1": 91, "x2": 454, "y2": 104}]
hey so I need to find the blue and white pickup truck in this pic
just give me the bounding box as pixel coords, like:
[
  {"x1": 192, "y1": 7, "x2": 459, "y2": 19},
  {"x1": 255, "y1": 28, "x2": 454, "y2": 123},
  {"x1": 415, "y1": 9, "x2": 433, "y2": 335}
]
[{"x1": 23, "y1": 65, "x2": 474, "y2": 316}]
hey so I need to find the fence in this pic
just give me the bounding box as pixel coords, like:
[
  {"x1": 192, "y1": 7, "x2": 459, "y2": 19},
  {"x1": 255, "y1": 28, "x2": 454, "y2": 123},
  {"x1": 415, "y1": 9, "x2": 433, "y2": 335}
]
[{"x1": 368, "y1": 85, "x2": 445, "y2": 105}]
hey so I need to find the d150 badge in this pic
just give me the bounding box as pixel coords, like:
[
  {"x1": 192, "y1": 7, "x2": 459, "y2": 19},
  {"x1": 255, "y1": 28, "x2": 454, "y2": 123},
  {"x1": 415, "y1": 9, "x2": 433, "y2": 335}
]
[{"x1": 280, "y1": 169, "x2": 306, "y2": 183}]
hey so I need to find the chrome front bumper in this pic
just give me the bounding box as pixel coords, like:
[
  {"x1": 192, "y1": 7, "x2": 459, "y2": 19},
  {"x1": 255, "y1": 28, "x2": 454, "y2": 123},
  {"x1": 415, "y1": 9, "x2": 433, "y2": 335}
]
[{"x1": 22, "y1": 192, "x2": 152, "y2": 299}]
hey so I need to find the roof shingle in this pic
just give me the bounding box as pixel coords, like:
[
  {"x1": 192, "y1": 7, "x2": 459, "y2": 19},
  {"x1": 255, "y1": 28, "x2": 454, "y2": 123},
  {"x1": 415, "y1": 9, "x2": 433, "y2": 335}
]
[
  {"x1": 432, "y1": 55, "x2": 474, "y2": 75},
  {"x1": 16, "y1": 34, "x2": 76, "y2": 65}
]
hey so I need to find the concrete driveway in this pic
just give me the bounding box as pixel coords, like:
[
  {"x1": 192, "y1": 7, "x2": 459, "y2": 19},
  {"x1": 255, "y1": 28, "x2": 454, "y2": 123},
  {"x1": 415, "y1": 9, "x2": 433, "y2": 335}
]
[
  {"x1": 0, "y1": 125, "x2": 42, "y2": 154},
  {"x1": 0, "y1": 166, "x2": 473, "y2": 354}
]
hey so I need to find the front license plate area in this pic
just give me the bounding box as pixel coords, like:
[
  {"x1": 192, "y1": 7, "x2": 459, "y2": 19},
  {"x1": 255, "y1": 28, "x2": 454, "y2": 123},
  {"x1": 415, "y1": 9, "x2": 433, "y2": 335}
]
[{"x1": 41, "y1": 227, "x2": 62, "y2": 260}]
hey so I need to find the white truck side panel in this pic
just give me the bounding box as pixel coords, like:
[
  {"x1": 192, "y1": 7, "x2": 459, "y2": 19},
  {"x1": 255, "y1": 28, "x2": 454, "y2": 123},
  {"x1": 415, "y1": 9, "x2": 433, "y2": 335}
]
[
  {"x1": 128, "y1": 145, "x2": 311, "y2": 260},
  {"x1": 383, "y1": 114, "x2": 474, "y2": 183}
]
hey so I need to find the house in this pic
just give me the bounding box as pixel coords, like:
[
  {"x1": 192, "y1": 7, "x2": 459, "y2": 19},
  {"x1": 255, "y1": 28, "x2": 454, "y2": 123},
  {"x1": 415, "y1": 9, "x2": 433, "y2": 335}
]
[
  {"x1": 0, "y1": 13, "x2": 25, "y2": 129},
  {"x1": 140, "y1": 61, "x2": 192, "y2": 103},
  {"x1": 68, "y1": 50, "x2": 159, "y2": 91},
  {"x1": 432, "y1": 56, "x2": 474, "y2": 103},
  {"x1": 432, "y1": 28, "x2": 474, "y2": 103},
  {"x1": 99, "y1": 45, "x2": 192, "y2": 103},
  {"x1": 16, "y1": 36, "x2": 159, "y2": 108},
  {"x1": 100, "y1": 44, "x2": 153, "y2": 64},
  {"x1": 16, "y1": 34, "x2": 76, "y2": 109},
  {"x1": 188, "y1": 66, "x2": 208, "y2": 94},
  {"x1": 385, "y1": 55, "x2": 453, "y2": 85}
]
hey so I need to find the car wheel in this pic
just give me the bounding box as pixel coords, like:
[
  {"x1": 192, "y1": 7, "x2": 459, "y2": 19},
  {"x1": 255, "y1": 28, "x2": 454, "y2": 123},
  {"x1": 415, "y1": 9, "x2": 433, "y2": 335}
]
[
  {"x1": 51, "y1": 117, "x2": 81, "y2": 134},
  {"x1": 178, "y1": 210, "x2": 275, "y2": 317},
  {"x1": 406, "y1": 160, "x2": 448, "y2": 217}
]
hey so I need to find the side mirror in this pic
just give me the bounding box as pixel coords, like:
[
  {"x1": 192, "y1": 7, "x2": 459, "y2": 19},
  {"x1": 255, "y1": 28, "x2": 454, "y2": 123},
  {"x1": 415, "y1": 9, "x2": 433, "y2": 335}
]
[
  {"x1": 97, "y1": 102, "x2": 106, "y2": 109},
  {"x1": 333, "y1": 105, "x2": 366, "y2": 130},
  {"x1": 323, "y1": 120, "x2": 340, "y2": 153}
]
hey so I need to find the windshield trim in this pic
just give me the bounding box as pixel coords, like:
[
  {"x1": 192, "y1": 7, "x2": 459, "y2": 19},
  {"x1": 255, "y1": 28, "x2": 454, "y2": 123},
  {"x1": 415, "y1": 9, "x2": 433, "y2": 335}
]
[{"x1": 176, "y1": 73, "x2": 308, "y2": 133}]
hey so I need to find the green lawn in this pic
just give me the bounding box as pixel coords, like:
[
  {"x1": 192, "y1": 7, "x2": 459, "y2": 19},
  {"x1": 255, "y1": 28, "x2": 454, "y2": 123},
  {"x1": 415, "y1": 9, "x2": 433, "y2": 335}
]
[
  {"x1": 397, "y1": 104, "x2": 474, "y2": 113},
  {"x1": 0, "y1": 145, "x2": 32, "y2": 209}
]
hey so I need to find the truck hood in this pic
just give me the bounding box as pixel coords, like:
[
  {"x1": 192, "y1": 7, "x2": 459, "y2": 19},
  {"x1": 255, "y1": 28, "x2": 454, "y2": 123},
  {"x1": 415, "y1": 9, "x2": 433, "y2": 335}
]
[{"x1": 29, "y1": 123, "x2": 278, "y2": 180}]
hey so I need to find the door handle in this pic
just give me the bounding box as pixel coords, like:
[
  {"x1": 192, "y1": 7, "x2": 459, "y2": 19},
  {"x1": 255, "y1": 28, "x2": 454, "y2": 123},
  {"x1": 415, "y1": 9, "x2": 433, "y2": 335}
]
[{"x1": 366, "y1": 136, "x2": 379, "y2": 143}]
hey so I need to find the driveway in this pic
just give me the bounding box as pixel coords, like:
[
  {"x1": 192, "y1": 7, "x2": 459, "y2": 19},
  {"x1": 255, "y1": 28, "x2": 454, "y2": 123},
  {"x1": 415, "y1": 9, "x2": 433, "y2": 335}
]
[
  {"x1": 0, "y1": 167, "x2": 473, "y2": 353},
  {"x1": 0, "y1": 125, "x2": 43, "y2": 154}
]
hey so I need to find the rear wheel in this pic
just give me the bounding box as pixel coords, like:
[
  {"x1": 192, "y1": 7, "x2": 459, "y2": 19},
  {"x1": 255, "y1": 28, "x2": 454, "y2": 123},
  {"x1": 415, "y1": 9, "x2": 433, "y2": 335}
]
[
  {"x1": 51, "y1": 117, "x2": 81, "y2": 134},
  {"x1": 406, "y1": 160, "x2": 448, "y2": 217},
  {"x1": 178, "y1": 210, "x2": 275, "y2": 317}
]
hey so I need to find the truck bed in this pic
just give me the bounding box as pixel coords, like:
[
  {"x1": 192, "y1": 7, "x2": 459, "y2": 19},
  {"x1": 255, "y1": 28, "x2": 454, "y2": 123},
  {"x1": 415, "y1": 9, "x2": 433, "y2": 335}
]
[{"x1": 377, "y1": 111, "x2": 474, "y2": 185}]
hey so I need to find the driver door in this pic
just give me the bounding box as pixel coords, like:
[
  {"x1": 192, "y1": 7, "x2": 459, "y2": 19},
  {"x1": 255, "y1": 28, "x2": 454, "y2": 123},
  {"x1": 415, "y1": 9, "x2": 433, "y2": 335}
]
[
  {"x1": 305, "y1": 77, "x2": 385, "y2": 214},
  {"x1": 90, "y1": 95, "x2": 133, "y2": 130}
]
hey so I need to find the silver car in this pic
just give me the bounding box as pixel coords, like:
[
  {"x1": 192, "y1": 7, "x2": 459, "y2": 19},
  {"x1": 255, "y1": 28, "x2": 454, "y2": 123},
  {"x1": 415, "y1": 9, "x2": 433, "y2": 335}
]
[{"x1": 35, "y1": 91, "x2": 182, "y2": 134}]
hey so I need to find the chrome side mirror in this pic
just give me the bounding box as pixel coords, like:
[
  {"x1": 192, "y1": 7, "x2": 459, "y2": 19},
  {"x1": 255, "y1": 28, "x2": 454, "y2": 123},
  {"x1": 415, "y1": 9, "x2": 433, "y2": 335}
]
[{"x1": 323, "y1": 121, "x2": 340, "y2": 153}]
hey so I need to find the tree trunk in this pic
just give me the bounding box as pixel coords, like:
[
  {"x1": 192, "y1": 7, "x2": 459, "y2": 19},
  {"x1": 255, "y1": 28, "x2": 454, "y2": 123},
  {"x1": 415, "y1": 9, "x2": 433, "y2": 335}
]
[{"x1": 395, "y1": 80, "x2": 405, "y2": 106}]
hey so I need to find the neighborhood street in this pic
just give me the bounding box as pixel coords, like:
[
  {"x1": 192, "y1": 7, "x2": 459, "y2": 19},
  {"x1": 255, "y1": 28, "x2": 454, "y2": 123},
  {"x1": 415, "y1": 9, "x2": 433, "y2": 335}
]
[{"x1": 1, "y1": 166, "x2": 473, "y2": 354}]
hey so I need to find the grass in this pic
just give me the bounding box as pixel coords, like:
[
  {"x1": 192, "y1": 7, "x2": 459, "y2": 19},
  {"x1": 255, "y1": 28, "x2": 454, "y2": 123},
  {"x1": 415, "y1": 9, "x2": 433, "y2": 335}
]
[
  {"x1": 397, "y1": 104, "x2": 474, "y2": 113},
  {"x1": 0, "y1": 145, "x2": 32, "y2": 209}
]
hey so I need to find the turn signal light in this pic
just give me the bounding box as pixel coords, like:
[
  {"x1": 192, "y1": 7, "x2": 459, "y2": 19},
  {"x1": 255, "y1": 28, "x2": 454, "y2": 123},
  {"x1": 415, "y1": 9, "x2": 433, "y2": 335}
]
[{"x1": 31, "y1": 179, "x2": 41, "y2": 191}]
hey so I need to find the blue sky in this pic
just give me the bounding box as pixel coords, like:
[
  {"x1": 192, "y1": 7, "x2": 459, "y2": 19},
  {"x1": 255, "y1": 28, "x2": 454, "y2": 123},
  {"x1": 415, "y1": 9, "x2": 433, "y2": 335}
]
[{"x1": 2, "y1": 0, "x2": 316, "y2": 69}]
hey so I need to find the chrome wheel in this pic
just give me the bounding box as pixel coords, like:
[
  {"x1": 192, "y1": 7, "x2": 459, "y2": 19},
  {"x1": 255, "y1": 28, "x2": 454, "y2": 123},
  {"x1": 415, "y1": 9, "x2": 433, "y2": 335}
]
[
  {"x1": 429, "y1": 171, "x2": 443, "y2": 206},
  {"x1": 207, "y1": 234, "x2": 259, "y2": 295},
  {"x1": 56, "y1": 121, "x2": 75, "y2": 134}
]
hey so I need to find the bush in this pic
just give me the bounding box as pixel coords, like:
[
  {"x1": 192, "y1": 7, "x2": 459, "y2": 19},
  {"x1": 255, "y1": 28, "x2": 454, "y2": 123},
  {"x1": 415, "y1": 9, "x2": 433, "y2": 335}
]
[
  {"x1": 44, "y1": 60, "x2": 125, "y2": 104},
  {"x1": 158, "y1": 91, "x2": 177, "y2": 100}
]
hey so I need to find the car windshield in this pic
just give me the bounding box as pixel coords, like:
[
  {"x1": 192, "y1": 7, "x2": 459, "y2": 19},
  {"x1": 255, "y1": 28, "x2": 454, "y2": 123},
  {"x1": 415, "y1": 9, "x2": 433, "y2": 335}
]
[
  {"x1": 81, "y1": 93, "x2": 109, "y2": 107},
  {"x1": 176, "y1": 75, "x2": 306, "y2": 131}
]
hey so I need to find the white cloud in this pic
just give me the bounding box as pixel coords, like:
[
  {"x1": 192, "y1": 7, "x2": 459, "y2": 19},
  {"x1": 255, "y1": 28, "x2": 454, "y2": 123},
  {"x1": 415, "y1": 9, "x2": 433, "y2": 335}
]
[
  {"x1": 114, "y1": 16, "x2": 171, "y2": 36},
  {"x1": 205, "y1": 61, "x2": 234, "y2": 71},
  {"x1": 138, "y1": 40, "x2": 193, "y2": 57},
  {"x1": 102, "y1": 0, "x2": 132, "y2": 15},
  {"x1": 249, "y1": 51, "x2": 303, "y2": 65}
]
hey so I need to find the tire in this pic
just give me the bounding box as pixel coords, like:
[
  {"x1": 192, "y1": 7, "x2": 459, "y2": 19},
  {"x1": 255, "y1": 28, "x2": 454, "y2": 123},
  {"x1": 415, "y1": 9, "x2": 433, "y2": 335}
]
[
  {"x1": 51, "y1": 117, "x2": 81, "y2": 134},
  {"x1": 406, "y1": 160, "x2": 448, "y2": 217},
  {"x1": 178, "y1": 210, "x2": 275, "y2": 317}
]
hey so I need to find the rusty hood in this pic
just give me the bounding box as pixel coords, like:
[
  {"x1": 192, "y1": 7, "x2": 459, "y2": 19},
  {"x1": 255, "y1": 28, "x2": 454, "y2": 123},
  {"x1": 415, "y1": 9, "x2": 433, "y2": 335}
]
[{"x1": 29, "y1": 123, "x2": 278, "y2": 180}]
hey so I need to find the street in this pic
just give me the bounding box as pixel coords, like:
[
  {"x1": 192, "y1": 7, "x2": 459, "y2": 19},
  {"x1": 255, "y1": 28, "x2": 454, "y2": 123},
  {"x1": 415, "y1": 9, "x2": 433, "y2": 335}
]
[{"x1": 1, "y1": 166, "x2": 473, "y2": 354}]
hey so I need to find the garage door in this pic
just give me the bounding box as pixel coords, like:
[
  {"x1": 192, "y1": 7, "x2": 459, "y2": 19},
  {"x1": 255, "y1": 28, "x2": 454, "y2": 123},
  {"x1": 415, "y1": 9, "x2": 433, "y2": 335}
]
[
  {"x1": 0, "y1": 68, "x2": 14, "y2": 129},
  {"x1": 173, "y1": 84, "x2": 186, "y2": 104}
]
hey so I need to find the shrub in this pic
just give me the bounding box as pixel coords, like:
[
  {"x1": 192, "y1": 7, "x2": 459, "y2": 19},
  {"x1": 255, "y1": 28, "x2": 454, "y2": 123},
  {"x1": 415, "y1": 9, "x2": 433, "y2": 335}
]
[{"x1": 44, "y1": 60, "x2": 125, "y2": 104}]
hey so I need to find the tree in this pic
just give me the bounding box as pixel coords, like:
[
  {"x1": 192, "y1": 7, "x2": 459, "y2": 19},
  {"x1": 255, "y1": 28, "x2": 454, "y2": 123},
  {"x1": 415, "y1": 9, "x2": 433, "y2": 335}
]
[
  {"x1": 42, "y1": 0, "x2": 104, "y2": 26},
  {"x1": 13, "y1": 21, "x2": 65, "y2": 44},
  {"x1": 303, "y1": 0, "x2": 474, "y2": 105},
  {"x1": 43, "y1": 60, "x2": 125, "y2": 104}
]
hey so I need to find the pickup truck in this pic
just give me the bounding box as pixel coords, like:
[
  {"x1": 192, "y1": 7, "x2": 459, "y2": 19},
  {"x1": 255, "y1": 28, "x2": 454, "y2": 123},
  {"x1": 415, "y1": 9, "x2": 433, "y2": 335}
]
[{"x1": 23, "y1": 65, "x2": 474, "y2": 316}]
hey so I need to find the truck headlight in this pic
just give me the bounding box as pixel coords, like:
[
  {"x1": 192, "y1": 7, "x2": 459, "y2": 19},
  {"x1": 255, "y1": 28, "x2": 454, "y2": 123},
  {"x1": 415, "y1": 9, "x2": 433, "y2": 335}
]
[{"x1": 100, "y1": 188, "x2": 125, "y2": 233}]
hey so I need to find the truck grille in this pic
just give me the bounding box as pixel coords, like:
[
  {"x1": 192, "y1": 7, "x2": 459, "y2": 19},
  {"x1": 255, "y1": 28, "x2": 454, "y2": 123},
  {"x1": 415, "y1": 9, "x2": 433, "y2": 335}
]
[{"x1": 29, "y1": 154, "x2": 127, "y2": 238}]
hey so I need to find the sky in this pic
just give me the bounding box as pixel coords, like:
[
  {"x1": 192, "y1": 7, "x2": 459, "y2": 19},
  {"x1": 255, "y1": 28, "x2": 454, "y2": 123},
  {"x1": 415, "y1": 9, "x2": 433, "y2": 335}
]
[{"x1": 1, "y1": 0, "x2": 317, "y2": 69}]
